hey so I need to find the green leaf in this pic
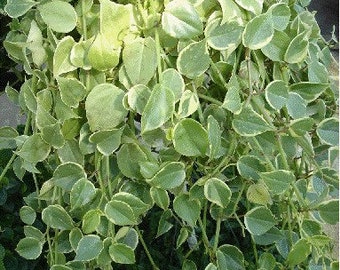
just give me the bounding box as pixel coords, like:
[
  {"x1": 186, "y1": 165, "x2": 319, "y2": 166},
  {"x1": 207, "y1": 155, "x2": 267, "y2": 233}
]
[
  {"x1": 52, "y1": 162, "x2": 86, "y2": 191},
  {"x1": 161, "y1": 68, "x2": 185, "y2": 102},
  {"x1": 316, "y1": 118, "x2": 339, "y2": 146},
  {"x1": 57, "y1": 139, "x2": 84, "y2": 165},
  {"x1": 253, "y1": 227, "x2": 284, "y2": 245},
  {"x1": 268, "y1": 3, "x2": 291, "y2": 31},
  {"x1": 141, "y1": 84, "x2": 175, "y2": 133},
  {"x1": 261, "y1": 31, "x2": 290, "y2": 62},
  {"x1": 53, "y1": 36, "x2": 77, "y2": 77},
  {"x1": 24, "y1": 226, "x2": 44, "y2": 241},
  {"x1": 16, "y1": 237, "x2": 43, "y2": 260},
  {"x1": 246, "y1": 183, "x2": 271, "y2": 205},
  {"x1": 156, "y1": 209, "x2": 173, "y2": 237},
  {"x1": 242, "y1": 13, "x2": 274, "y2": 50},
  {"x1": 286, "y1": 239, "x2": 311, "y2": 266},
  {"x1": 261, "y1": 170, "x2": 295, "y2": 195},
  {"x1": 286, "y1": 92, "x2": 307, "y2": 119},
  {"x1": 237, "y1": 155, "x2": 266, "y2": 181},
  {"x1": 289, "y1": 118, "x2": 314, "y2": 137},
  {"x1": 205, "y1": 263, "x2": 217, "y2": 270},
  {"x1": 258, "y1": 253, "x2": 276, "y2": 270},
  {"x1": 70, "y1": 178, "x2": 96, "y2": 210},
  {"x1": 284, "y1": 31, "x2": 309, "y2": 64},
  {"x1": 42, "y1": 205, "x2": 74, "y2": 230},
  {"x1": 205, "y1": 18, "x2": 243, "y2": 51},
  {"x1": 75, "y1": 235, "x2": 103, "y2": 261},
  {"x1": 123, "y1": 37, "x2": 157, "y2": 85},
  {"x1": 222, "y1": 74, "x2": 242, "y2": 114},
  {"x1": 117, "y1": 143, "x2": 148, "y2": 179},
  {"x1": 38, "y1": 1, "x2": 77, "y2": 33},
  {"x1": 127, "y1": 84, "x2": 151, "y2": 114},
  {"x1": 265, "y1": 80, "x2": 288, "y2": 110},
  {"x1": 27, "y1": 20, "x2": 46, "y2": 67},
  {"x1": 82, "y1": 209, "x2": 102, "y2": 234},
  {"x1": 244, "y1": 206, "x2": 276, "y2": 235},
  {"x1": 176, "y1": 228, "x2": 189, "y2": 249},
  {"x1": 173, "y1": 118, "x2": 209, "y2": 157},
  {"x1": 216, "y1": 244, "x2": 245, "y2": 270},
  {"x1": 177, "y1": 90, "x2": 199, "y2": 118},
  {"x1": 207, "y1": 115, "x2": 222, "y2": 159},
  {"x1": 41, "y1": 123, "x2": 65, "y2": 149},
  {"x1": 162, "y1": 0, "x2": 203, "y2": 39},
  {"x1": 308, "y1": 60, "x2": 329, "y2": 83},
  {"x1": 112, "y1": 192, "x2": 150, "y2": 217},
  {"x1": 50, "y1": 266, "x2": 72, "y2": 270},
  {"x1": 173, "y1": 194, "x2": 200, "y2": 227},
  {"x1": 204, "y1": 178, "x2": 231, "y2": 208},
  {"x1": 182, "y1": 259, "x2": 197, "y2": 270},
  {"x1": 89, "y1": 128, "x2": 123, "y2": 156},
  {"x1": 109, "y1": 243, "x2": 135, "y2": 264},
  {"x1": 317, "y1": 199, "x2": 339, "y2": 225},
  {"x1": 85, "y1": 83, "x2": 127, "y2": 131},
  {"x1": 289, "y1": 82, "x2": 329, "y2": 102},
  {"x1": 87, "y1": 35, "x2": 120, "y2": 71},
  {"x1": 177, "y1": 40, "x2": 210, "y2": 79},
  {"x1": 20, "y1": 206, "x2": 36, "y2": 225},
  {"x1": 150, "y1": 187, "x2": 170, "y2": 210},
  {"x1": 0, "y1": 126, "x2": 18, "y2": 150},
  {"x1": 115, "y1": 227, "x2": 139, "y2": 250},
  {"x1": 16, "y1": 134, "x2": 50, "y2": 164},
  {"x1": 69, "y1": 228, "x2": 83, "y2": 251},
  {"x1": 57, "y1": 77, "x2": 86, "y2": 108},
  {"x1": 147, "y1": 162, "x2": 186, "y2": 190},
  {"x1": 5, "y1": 0, "x2": 37, "y2": 18},
  {"x1": 217, "y1": 0, "x2": 244, "y2": 24},
  {"x1": 105, "y1": 200, "x2": 137, "y2": 226},
  {"x1": 232, "y1": 106, "x2": 273, "y2": 136}
]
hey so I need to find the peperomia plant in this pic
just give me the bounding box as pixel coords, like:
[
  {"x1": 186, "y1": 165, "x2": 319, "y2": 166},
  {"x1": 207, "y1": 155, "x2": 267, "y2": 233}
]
[{"x1": 0, "y1": 0, "x2": 339, "y2": 269}]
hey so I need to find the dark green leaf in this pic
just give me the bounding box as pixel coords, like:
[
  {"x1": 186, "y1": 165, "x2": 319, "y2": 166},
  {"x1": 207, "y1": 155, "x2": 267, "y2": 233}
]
[
  {"x1": 244, "y1": 206, "x2": 276, "y2": 235},
  {"x1": 217, "y1": 244, "x2": 245, "y2": 270},
  {"x1": 75, "y1": 235, "x2": 103, "y2": 261},
  {"x1": 42, "y1": 205, "x2": 74, "y2": 230},
  {"x1": 16, "y1": 237, "x2": 43, "y2": 260},
  {"x1": 173, "y1": 194, "x2": 200, "y2": 227}
]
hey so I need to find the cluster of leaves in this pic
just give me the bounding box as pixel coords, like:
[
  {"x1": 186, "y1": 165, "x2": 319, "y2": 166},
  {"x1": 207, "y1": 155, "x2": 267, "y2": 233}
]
[{"x1": 1, "y1": 0, "x2": 339, "y2": 269}]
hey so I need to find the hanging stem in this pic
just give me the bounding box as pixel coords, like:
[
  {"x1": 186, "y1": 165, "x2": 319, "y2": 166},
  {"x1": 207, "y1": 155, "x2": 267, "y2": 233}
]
[
  {"x1": 197, "y1": 93, "x2": 223, "y2": 106},
  {"x1": 212, "y1": 209, "x2": 222, "y2": 254},
  {"x1": 155, "y1": 28, "x2": 163, "y2": 82}
]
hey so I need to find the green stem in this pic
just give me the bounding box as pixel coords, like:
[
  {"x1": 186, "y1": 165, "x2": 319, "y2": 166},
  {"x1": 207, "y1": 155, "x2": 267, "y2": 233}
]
[
  {"x1": 251, "y1": 236, "x2": 258, "y2": 266},
  {"x1": 33, "y1": 173, "x2": 42, "y2": 209},
  {"x1": 212, "y1": 210, "x2": 222, "y2": 254},
  {"x1": 192, "y1": 83, "x2": 205, "y2": 123},
  {"x1": 46, "y1": 227, "x2": 54, "y2": 265},
  {"x1": 210, "y1": 59, "x2": 228, "y2": 90},
  {"x1": 81, "y1": 0, "x2": 88, "y2": 40},
  {"x1": 135, "y1": 226, "x2": 159, "y2": 270},
  {"x1": 0, "y1": 154, "x2": 16, "y2": 184},
  {"x1": 276, "y1": 134, "x2": 289, "y2": 170},
  {"x1": 197, "y1": 93, "x2": 223, "y2": 106},
  {"x1": 198, "y1": 216, "x2": 211, "y2": 254},
  {"x1": 250, "y1": 137, "x2": 275, "y2": 170},
  {"x1": 105, "y1": 156, "x2": 113, "y2": 197},
  {"x1": 155, "y1": 28, "x2": 163, "y2": 82},
  {"x1": 234, "y1": 214, "x2": 245, "y2": 237}
]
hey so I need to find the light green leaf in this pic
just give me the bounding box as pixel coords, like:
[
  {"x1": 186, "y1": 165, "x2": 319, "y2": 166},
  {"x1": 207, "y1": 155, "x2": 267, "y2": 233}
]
[
  {"x1": 173, "y1": 194, "x2": 200, "y2": 227},
  {"x1": 16, "y1": 237, "x2": 43, "y2": 260},
  {"x1": 147, "y1": 162, "x2": 186, "y2": 190},
  {"x1": 286, "y1": 92, "x2": 307, "y2": 119},
  {"x1": 284, "y1": 31, "x2": 309, "y2": 64},
  {"x1": 289, "y1": 118, "x2": 314, "y2": 137},
  {"x1": 16, "y1": 134, "x2": 50, "y2": 164},
  {"x1": 261, "y1": 170, "x2": 295, "y2": 195},
  {"x1": 53, "y1": 36, "x2": 77, "y2": 77},
  {"x1": 75, "y1": 235, "x2": 103, "y2": 261},
  {"x1": 24, "y1": 226, "x2": 44, "y2": 241},
  {"x1": 177, "y1": 90, "x2": 199, "y2": 118},
  {"x1": 253, "y1": 227, "x2": 284, "y2": 245},
  {"x1": 5, "y1": 0, "x2": 37, "y2": 18},
  {"x1": 207, "y1": 115, "x2": 222, "y2": 159},
  {"x1": 41, "y1": 123, "x2": 65, "y2": 149},
  {"x1": 115, "y1": 227, "x2": 139, "y2": 250},
  {"x1": 161, "y1": 68, "x2": 185, "y2": 102},
  {"x1": 57, "y1": 139, "x2": 84, "y2": 165},
  {"x1": 237, "y1": 155, "x2": 266, "y2": 181},
  {"x1": 289, "y1": 82, "x2": 329, "y2": 102},
  {"x1": 205, "y1": 18, "x2": 243, "y2": 51},
  {"x1": 316, "y1": 118, "x2": 339, "y2": 146},
  {"x1": 42, "y1": 205, "x2": 74, "y2": 230},
  {"x1": 242, "y1": 13, "x2": 273, "y2": 50},
  {"x1": 317, "y1": 199, "x2": 339, "y2": 225},
  {"x1": 177, "y1": 40, "x2": 210, "y2": 79},
  {"x1": 57, "y1": 77, "x2": 86, "y2": 108},
  {"x1": 85, "y1": 83, "x2": 127, "y2": 131},
  {"x1": 246, "y1": 183, "x2": 271, "y2": 205},
  {"x1": 19, "y1": 206, "x2": 36, "y2": 225},
  {"x1": 89, "y1": 128, "x2": 123, "y2": 156},
  {"x1": 27, "y1": 20, "x2": 46, "y2": 67},
  {"x1": 222, "y1": 74, "x2": 242, "y2": 114},
  {"x1": 156, "y1": 209, "x2": 173, "y2": 237},
  {"x1": 38, "y1": 1, "x2": 77, "y2": 33},
  {"x1": 69, "y1": 228, "x2": 83, "y2": 251},
  {"x1": 105, "y1": 200, "x2": 137, "y2": 226},
  {"x1": 287, "y1": 239, "x2": 312, "y2": 266},
  {"x1": 217, "y1": 244, "x2": 245, "y2": 270},
  {"x1": 173, "y1": 118, "x2": 209, "y2": 157},
  {"x1": 70, "y1": 178, "x2": 96, "y2": 210},
  {"x1": 112, "y1": 192, "x2": 150, "y2": 217},
  {"x1": 70, "y1": 39, "x2": 92, "y2": 69},
  {"x1": 204, "y1": 178, "x2": 231, "y2": 208},
  {"x1": 162, "y1": 0, "x2": 203, "y2": 39},
  {"x1": 52, "y1": 162, "x2": 86, "y2": 191},
  {"x1": 127, "y1": 84, "x2": 151, "y2": 114},
  {"x1": 258, "y1": 253, "x2": 276, "y2": 270},
  {"x1": 244, "y1": 206, "x2": 276, "y2": 235},
  {"x1": 87, "y1": 34, "x2": 120, "y2": 71},
  {"x1": 50, "y1": 266, "x2": 72, "y2": 270},
  {"x1": 123, "y1": 37, "x2": 157, "y2": 85},
  {"x1": 205, "y1": 263, "x2": 217, "y2": 270},
  {"x1": 216, "y1": 0, "x2": 244, "y2": 24},
  {"x1": 82, "y1": 209, "x2": 102, "y2": 234},
  {"x1": 232, "y1": 106, "x2": 273, "y2": 136},
  {"x1": 109, "y1": 243, "x2": 136, "y2": 264},
  {"x1": 261, "y1": 31, "x2": 290, "y2": 62},
  {"x1": 150, "y1": 187, "x2": 170, "y2": 210},
  {"x1": 141, "y1": 84, "x2": 175, "y2": 133},
  {"x1": 117, "y1": 143, "x2": 148, "y2": 179},
  {"x1": 265, "y1": 80, "x2": 288, "y2": 110},
  {"x1": 308, "y1": 60, "x2": 329, "y2": 83},
  {"x1": 0, "y1": 126, "x2": 18, "y2": 150},
  {"x1": 268, "y1": 3, "x2": 290, "y2": 31}
]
